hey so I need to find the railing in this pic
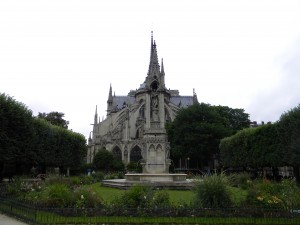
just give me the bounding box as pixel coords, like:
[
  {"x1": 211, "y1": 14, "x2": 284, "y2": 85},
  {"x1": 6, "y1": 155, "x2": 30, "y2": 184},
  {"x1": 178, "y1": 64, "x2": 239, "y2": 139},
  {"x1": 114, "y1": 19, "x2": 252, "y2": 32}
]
[{"x1": 1, "y1": 196, "x2": 300, "y2": 224}]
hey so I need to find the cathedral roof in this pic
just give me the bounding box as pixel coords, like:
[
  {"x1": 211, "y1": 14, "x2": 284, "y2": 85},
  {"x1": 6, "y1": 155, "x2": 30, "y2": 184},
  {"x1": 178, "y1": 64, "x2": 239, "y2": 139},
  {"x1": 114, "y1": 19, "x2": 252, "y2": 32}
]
[
  {"x1": 170, "y1": 96, "x2": 194, "y2": 108},
  {"x1": 112, "y1": 96, "x2": 135, "y2": 110}
]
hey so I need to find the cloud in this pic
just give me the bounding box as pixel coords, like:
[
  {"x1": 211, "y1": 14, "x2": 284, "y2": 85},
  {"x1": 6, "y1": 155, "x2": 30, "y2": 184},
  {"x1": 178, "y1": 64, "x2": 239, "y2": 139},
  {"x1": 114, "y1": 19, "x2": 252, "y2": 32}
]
[{"x1": 246, "y1": 39, "x2": 300, "y2": 123}]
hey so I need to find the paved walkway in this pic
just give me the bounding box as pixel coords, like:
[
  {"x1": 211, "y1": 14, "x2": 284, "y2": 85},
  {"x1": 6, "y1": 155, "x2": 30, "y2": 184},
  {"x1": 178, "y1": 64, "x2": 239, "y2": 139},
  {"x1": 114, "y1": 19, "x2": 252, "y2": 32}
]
[{"x1": 0, "y1": 213, "x2": 28, "y2": 225}]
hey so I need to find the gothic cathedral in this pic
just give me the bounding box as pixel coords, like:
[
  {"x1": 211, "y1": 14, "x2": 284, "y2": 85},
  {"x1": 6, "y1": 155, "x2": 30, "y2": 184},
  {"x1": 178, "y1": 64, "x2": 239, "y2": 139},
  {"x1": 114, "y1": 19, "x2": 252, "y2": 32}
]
[{"x1": 87, "y1": 33, "x2": 198, "y2": 173}]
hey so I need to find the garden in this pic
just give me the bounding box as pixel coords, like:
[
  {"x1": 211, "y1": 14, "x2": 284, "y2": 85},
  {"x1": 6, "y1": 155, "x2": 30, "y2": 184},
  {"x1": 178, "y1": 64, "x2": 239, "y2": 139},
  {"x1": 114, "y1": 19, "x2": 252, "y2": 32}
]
[{"x1": 1, "y1": 172, "x2": 300, "y2": 224}]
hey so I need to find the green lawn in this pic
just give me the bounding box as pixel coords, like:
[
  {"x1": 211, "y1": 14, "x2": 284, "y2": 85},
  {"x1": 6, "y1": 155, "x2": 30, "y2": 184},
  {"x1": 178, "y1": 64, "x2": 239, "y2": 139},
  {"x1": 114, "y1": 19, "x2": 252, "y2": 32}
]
[
  {"x1": 87, "y1": 183, "x2": 195, "y2": 205},
  {"x1": 88, "y1": 183, "x2": 125, "y2": 202},
  {"x1": 87, "y1": 183, "x2": 246, "y2": 206},
  {"x1": 167, "y1": 189, "x2": 194, "y2": 205}
]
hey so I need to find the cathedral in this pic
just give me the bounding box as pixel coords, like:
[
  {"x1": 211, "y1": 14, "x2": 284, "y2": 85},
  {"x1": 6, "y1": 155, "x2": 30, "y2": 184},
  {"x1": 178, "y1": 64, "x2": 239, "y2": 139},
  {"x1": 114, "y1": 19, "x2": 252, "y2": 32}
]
[{"x1": 87, "y1": 33, "x2": 198, "y2": 173}]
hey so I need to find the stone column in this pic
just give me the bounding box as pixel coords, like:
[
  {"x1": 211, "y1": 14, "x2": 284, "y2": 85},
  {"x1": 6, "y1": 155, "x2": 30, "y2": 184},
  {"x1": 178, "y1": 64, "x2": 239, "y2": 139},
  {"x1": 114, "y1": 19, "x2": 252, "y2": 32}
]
[
  {"x1": 145, "y1": 93, "x2": 151, "y2": 129},
  {"x1": 159, "y1": 93, "x2": 165, "y2": 128}
]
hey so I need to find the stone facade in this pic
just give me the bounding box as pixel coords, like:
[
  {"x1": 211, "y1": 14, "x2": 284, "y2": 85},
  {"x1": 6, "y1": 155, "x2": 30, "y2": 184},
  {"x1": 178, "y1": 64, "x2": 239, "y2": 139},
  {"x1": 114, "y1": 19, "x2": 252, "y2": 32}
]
[{"x1": 87, "y1": 33, "x2": 198, "y2": 173}]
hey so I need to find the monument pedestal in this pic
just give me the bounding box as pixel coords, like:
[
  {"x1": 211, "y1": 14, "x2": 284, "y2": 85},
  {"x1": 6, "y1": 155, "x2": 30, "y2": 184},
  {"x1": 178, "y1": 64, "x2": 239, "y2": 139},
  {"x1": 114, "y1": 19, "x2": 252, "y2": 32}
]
[
  {"x1": 125, "y1": 173, "x2": 186, "y2": 182},
  {"x1": 141, "y1": 162, "x2": 171, "y2": 174},
  {"x1": 102, "y1": 173, "x2": 193, "y2": 190}
]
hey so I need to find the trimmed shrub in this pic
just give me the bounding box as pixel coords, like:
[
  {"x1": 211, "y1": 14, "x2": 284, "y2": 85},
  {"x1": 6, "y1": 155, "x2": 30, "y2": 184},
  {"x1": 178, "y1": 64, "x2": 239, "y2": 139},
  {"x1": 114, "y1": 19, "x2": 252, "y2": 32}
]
[
  {"x1": 193, "y1": 173, "x2": 233, "y2": 208},
  {"x1": 113, "y1": 185, "x2": 153, "y2": 208},
  {"x1": 78, "y1": 175, "x2": 94, "y2": 185},
  {"x1": 91, "y1": 171, "x2": 105, "y2": 181},
  {"x1": 39, "y1": 183, "x2": 72, "y2": 207},
  {"x1": 73, "y1": 186, "x2": 103, "y2": 208},
  {"x1": 152, "y1": 190, "x2": 170, "y2": 208},
  {"x1": 229, "y1": 172, "x2": 252, "y2": 190}
]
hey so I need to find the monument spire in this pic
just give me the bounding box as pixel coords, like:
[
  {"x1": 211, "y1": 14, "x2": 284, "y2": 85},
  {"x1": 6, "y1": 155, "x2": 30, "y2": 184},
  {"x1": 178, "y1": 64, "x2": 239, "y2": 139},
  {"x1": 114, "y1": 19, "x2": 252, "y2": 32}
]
[
  {"x1": 193, "y1": 88, "x2": 199, "y2": 104},
  {"x1": 107, "y1": 84, "x2": 113, "y2": 115},
  {"x1": 161, "y1": 58, "x2": 164, "y2": 75},
  {"x1": 94, "y1": 105, "x2": 98, "y2": 125},
  {"x1": 147, "y1": 31, "x2": 160, "y2": 77},
  {"x1": 160, "y1": 58, "x2": 165, "y2": 88}
]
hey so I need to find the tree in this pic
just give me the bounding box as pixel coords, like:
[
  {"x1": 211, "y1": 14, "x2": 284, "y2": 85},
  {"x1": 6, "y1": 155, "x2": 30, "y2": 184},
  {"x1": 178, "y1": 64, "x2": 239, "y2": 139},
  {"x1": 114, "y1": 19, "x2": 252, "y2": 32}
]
[
  {"x1": 213, "y1": 106, "x2": 250, "y2": 132},
  {"x1": 0, "y1": 93, "x2": 86, "y2": 177},
  {"x1": 93, "y1": 148, "x2": 115, "y2": 171},
  {"x1": 38, "y1": 112, "x2": 69, "y2": 129},
  {"x1": 220, "y1": 123, "x2": 283, "y2": 171},
  {"x1": 0, "y1": 93, "x2": 35, "y2": 178},
  {"x1": 278, "y1": 104, "x2": 300, "y2": 182},
  {"x1": 32, "y1": 118, "x2": 87, "y2": 174},
  {"x1": 93, "y1": 148, "x2": 124, "y2": 172},
  {"x1": 220, "y1": 104, "x2": 300, "y2": 182},
  {"x1": 166, "y1": 103, "x2": 250, "y2": 170}
]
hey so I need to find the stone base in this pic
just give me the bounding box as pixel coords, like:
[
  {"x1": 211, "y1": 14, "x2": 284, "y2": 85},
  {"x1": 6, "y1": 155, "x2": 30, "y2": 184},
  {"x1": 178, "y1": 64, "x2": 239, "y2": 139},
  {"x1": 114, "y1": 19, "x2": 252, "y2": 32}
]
[
  {"x1": 101, "y1": 173, "x2": 194, "y2": 190},
  {"x1": 141, "y1": 163, "x2": 171, "y2": 174},
  {"x1": 125, "y1": 173, "x2": 186, "y2": 182}
]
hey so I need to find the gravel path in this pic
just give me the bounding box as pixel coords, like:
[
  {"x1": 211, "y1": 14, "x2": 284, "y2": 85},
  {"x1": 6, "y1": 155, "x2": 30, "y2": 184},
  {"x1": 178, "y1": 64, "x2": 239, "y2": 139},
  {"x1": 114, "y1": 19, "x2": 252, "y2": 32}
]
[{"x1": 0, "y1": 213, "x2": 28, "y2": 225}]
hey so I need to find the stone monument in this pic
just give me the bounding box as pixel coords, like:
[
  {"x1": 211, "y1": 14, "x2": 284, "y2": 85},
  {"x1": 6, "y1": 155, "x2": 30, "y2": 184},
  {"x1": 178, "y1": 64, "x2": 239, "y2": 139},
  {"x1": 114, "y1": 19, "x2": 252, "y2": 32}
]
[{"x1": 88, "y1": 32, "x2": 196, "y2": 189}]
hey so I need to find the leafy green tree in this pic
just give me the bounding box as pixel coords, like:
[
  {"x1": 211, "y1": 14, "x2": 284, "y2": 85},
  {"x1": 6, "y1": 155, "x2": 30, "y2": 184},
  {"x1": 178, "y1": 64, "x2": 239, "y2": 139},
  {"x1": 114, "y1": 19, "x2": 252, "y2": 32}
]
[
  {"x1": 220, "y1": 123, "x2": 283, "y2": 172},
  {"x1": 278, "y1": 104, "x2": 300, "y2": 182},
  {"x1": 250, "y1": 123, "x2": 283, "y2": 168},
  {"x1": 0, "y1": 93, "x2": 86, "y2": 176},
  {"x1": 38, "y1": 112, "x2": 69, "y2": 129},
  {"x1": 166, "y1": 103, "x2": 250, "y2": 169},
  {"x1": 93, "y1": 148, "x2": 124, "y2": 172},
  {"x1": 93, "y1": 148, "x2": 115, "y2": 171},
  {"x1": 0, "y1": 93, "x2": 35, "y2": 177},
  {"x1": 32, "y1": 118, "x2": 57, "y2": 171},
  {"x1": 32, "y1": 120, "x2": 87, "y2": 174},
  {"x1": 220, "y1": 128, "x2": 253, "y2": 168}
]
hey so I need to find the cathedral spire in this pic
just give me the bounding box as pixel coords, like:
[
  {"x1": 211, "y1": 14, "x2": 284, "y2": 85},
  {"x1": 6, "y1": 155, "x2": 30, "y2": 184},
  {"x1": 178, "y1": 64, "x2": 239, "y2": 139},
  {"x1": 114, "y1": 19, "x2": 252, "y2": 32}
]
[
  {"x1": 160, "y1": 58, "x2": 165, "y2": 88},
  {"x1": 161, "y1": 58, "x2": 165, "y2": 75},
  {"x1": 193, "y1": 88, "x2": 199, "y2": 104},
  {"x1": 94, "y1": 105, "x2": 98, "y2": 125},
  {"x1": 108, "y1": 84, "x2": 113, "y2": 100},
  {"x1": 147, "y1": 31, "x2": 160, "y2": 77},
  {"x1": 107, "y1": 84, "x2": 113, "y2": 115}
]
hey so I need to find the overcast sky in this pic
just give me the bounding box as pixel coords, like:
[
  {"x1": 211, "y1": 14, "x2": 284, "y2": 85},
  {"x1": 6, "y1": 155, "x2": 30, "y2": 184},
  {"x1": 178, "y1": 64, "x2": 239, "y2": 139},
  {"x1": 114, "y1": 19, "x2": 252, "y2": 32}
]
[{"x1": 1, "y1": 0, "x2": 300, "y2": 139}]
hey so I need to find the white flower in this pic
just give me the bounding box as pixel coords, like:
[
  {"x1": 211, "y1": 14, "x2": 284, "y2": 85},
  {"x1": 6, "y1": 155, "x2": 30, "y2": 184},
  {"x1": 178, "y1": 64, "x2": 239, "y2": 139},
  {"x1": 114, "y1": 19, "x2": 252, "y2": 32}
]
[{"x1": 81, "y1": 195, "x2": 84, "y2": 199}]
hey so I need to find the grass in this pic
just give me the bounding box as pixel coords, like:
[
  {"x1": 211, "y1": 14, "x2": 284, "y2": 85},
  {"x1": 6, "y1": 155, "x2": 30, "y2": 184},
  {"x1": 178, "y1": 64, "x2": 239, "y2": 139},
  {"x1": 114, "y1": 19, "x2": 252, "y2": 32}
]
[
  {"x1": 87, "y1": 183, "x2": 244, "y2": 206},
  {"x1": 86, "y1": 183, "x2": 195, "y2": 205},
  {"x1": 87, "y1": 183, "x2": 125, "y2": 202},
  {"x1": 166, "y1": 189, "x2": 194, "y2": 205}
]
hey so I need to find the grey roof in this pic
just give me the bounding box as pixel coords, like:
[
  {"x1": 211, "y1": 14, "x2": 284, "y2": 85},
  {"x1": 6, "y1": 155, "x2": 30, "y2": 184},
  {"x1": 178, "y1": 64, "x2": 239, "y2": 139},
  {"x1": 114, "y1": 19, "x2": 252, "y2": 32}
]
[
  {"x1": 113, "y1": 96, "x2": 135, "y2": 110},
  {"x1": 113, "y1": 95, "x2": 193, "y2": 110},
  {"x1": 170, "y1": 96, "x2": 194, "y2": 108}
]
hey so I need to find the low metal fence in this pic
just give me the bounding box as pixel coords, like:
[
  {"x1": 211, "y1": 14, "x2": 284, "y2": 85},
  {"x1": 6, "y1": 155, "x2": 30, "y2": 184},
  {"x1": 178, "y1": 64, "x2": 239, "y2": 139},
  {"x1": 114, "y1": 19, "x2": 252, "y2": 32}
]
[{"x1": 1, "y1": 196, "x2": 300, "y2": 224}]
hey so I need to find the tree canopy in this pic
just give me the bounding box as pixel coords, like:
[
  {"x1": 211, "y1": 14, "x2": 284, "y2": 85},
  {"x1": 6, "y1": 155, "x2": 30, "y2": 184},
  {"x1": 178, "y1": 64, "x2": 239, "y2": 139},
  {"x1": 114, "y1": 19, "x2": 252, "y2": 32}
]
[
  {"x1": 220, "y1": 123, "x2": 283, "y2": 169},
  {"x1": 38, "y1": 112, "x2": 69, "y2": 129},
  {"x1": 0, "y1": 93, "x2": 34, "y2": 168},
  {"x1": 93, "y1": 148, "x2": 124, "y2": 172},
  {"x1": 166, "y1": 103, "x2": 250, "y2": 169},
  {"x1": 0, "y1": 93, "x2": 86, "y2": 177},
  {"x1": 219, "y1": 104, "x2": 300, "y2": 182}
]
